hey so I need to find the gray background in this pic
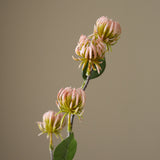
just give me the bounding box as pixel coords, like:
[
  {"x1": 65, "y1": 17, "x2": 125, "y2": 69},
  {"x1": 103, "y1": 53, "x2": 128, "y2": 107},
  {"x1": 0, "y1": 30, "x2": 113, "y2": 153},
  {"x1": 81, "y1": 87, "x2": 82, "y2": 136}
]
[{"x1": 1, "y1": 0, "x2": 160, "y2": 160}]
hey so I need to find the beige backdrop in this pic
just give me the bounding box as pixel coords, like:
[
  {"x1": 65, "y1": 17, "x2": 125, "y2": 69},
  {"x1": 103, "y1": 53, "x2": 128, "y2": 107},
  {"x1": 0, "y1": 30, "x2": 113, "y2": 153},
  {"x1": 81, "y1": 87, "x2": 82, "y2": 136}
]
[{"x1": 1, "y1": 0, "x2": 160, "y2": 160}]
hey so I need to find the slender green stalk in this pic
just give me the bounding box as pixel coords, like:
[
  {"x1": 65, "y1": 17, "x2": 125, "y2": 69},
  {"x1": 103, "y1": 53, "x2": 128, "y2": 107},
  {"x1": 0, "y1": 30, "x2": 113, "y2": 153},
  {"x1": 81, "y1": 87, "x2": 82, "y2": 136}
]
[
  {"x1": 49, "y1": 133, "x2": 54, "y2": 160},
  {"x1": 68, "y1": 113, "x2": 72, "y2": 136}
]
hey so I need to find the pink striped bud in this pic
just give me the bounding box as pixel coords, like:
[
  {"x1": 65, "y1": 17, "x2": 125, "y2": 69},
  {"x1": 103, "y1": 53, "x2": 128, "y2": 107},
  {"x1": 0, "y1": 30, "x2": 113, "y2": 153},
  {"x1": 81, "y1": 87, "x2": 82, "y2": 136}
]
[
  {"x1": 37, "y1": 111, "x2": 66, "y2": 137},
  {"x1": 56, "y1": 87, "x2": 86, "y2": 117},
  {"x1": 72, "y1": 35, "x2": 106, "y2": 74},
  {"x1": 95, "y1": 16, "x2": 121, "y2": 47}
]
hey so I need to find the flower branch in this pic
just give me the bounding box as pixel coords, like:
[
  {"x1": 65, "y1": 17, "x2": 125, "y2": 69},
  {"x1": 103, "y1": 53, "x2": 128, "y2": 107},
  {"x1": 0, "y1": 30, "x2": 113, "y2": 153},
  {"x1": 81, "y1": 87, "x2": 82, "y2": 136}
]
[{"x1": 36, "y1": 16, "x2": 121, "y2": 160}]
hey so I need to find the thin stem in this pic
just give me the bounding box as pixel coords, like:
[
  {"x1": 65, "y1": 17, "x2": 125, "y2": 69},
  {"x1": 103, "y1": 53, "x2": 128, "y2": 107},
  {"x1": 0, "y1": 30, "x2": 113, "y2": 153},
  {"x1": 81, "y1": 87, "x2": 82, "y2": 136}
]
[
  {"x1": 70, "y1": 114, "x2": 75, "y2": 133},
  {"x1": 68, "y1": 113, "x2": 72, "y2": 136},
  {"x1": 70, "y1": 73, "x2": 91, "y2": 135},
  {"x1": 49, "y1": 149, "x2": 53, "y2": 160},
  {"x1": 49, "y1": 133, "x2": 54, "y2": 160},
  {"x1": 82, "y1": 75, "x2": 91, "y2": 91}
]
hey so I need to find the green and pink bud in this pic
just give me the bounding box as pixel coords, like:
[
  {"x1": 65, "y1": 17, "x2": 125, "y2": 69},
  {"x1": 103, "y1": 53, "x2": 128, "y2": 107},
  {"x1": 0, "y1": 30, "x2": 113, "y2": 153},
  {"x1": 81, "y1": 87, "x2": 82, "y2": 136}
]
[
  {"x1": 73, "y1": 35, "x2": 106, "y2": 74},
  {"x1": 95, "y1": 16, "x2": 121, "y2": 47},
  {"x1": 56, "y1": 87, "x2": 86, "y2": 117},
  {"x1": 37, "y1": 111, "x2": 66, "y2": 137}
]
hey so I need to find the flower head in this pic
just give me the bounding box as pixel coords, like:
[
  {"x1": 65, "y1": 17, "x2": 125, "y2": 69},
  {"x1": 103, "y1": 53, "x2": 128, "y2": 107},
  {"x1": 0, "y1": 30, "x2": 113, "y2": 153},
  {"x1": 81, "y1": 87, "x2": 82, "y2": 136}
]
[
  {"x1": 37, "y1": 111, "x2": 66, "y2": 137},
  {"x1": 56, "y1": 87, "x2": 86, "y2": 117},
  {"x1": 94, "y1": 16, "x2": 121, "y2": 48},
  {"x1": 72, "y1": 35, "x2": 106, "y2": 74}
]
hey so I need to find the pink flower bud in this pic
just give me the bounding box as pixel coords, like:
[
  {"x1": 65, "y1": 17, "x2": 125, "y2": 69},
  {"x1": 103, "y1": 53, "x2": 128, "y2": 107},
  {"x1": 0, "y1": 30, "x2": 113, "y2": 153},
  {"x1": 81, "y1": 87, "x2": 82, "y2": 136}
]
[
  {"x1": 72, "y1": 35, "x2": 106, "y2": 74},
  {"x1": 95, "y1": 16, "x2": 121, "y2": 46},
  {"x1": 56, "y1": 87, "x2": 86, "y2": 117},
  {"x1": 37, "y1": 111, "x2": 66, "y2": 136}
]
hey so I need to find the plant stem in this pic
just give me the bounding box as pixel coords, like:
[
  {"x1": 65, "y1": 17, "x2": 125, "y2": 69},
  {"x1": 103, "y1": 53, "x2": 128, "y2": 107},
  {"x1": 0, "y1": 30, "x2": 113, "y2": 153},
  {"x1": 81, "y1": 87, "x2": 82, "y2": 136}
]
[
  {"x1": 82, "y1": 75, "x2": 91, "y2": 91},
  {"x1": 68, "y1": 113, "x2": 72, "y2": 136},
  {"x1": 49, "y1": 133, "x2": 54, "y2": 160},
  {"x1": 49, "y1": 149, "x2": 53, "y2": 160},
  {"x1": 70, "y1": 74, "x2": 91, "y2": 135}
]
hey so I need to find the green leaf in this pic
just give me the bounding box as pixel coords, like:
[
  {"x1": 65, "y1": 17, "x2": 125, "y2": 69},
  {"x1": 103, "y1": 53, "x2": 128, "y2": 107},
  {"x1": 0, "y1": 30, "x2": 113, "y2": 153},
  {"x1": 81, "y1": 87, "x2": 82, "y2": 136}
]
[
  {"x1": 54, "y1": 133, "x2": 77, "y2": 160},
  {"x1": 82, "y1": 58, "x2": 106, "y2": 80}
]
